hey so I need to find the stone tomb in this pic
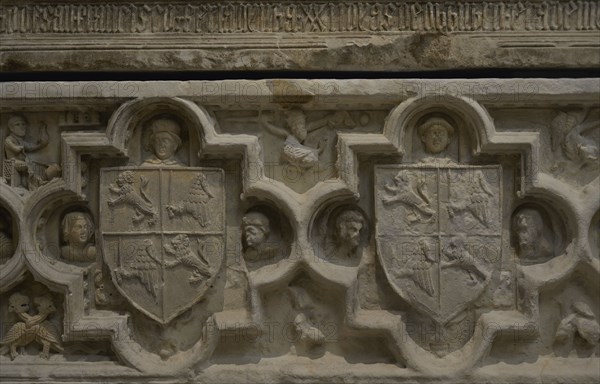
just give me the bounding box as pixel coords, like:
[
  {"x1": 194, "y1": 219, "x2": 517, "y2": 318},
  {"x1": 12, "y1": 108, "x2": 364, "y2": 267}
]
[{"x1": 0, "y1": 79, "x2": 598, "y2": 382}]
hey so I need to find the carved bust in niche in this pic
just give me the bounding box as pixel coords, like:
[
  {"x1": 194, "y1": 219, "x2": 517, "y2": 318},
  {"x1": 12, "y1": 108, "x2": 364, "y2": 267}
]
[
  {"x1": 333, "y1": 209, "x2": 366, "y2": 259},
  {"x1": 142, "y1": 117, "x2": 184, "y2": 167},
  {"x1": 512, "y1": 206, "x2": 554, "y2": 264},
  {"x1": 417, "y1": 116, "x2": 456, "y2": 163},
  {"x1": 242, "y1": 211, "x2": 280, "y2": 262},
  {"x1": 61, "y1": 212, "x2": 96, "y2": 262}
]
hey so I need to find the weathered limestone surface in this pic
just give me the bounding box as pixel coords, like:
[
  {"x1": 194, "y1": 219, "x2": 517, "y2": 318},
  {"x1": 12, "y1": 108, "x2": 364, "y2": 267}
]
[
  {"x1": 0, "y1": 79, "x2": 598, "y2": 383},
  {"x1": 1, "y1": 0, "x2": 600, "y2": 72}
]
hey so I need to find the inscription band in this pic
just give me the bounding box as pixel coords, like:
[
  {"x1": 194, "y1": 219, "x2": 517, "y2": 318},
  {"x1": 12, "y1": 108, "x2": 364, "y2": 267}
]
[{"x1": 1, "y1": 1, "x2": 599, "y2": 34}]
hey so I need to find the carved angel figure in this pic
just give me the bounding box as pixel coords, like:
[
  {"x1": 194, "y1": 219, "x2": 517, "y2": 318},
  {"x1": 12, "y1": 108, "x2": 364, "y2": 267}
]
[
  {"x1": 166, "y1": 173, "x2": 214, "y2": 227},
  {"x1": 164, "y1": 234, "x2": 211, "y2": 284},
  {"x1": 382, "y1": 171, "x2": 436, "y2": 224},
  {"x1": 446, "y1": 170, "x2": 494, "y2": 228},
  {"x1": 261, "y1": 108, "x2": 355, "y2": 169},
  {"x1": 0, "y1": 293, "x2": 63, "y2": 360},
  {"x1": 115, "y1": 239, "x2": 160, "y2": 299},
  {"x1": 550, "y1": 111, "x2": 599, "y2": 170},
  {"x1": 555, "y1": 301, "x2": 600, "y2": 348},
  {"x1": 107, "y1": 171, "x2": 157, "y2": 226}
]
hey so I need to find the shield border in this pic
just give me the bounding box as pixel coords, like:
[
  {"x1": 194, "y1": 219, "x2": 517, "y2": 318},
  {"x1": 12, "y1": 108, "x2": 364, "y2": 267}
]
[
  {"x1": 99, "y1": 166, "x2": 225, "y2": 324},
  {"x1": 375, "y1": 164, "x2": 502, "y2": 324}
]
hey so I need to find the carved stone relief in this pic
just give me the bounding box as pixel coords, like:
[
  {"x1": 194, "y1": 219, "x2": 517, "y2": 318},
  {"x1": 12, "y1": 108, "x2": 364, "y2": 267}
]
[
  {"x1": 1, "y1": 114, "x2": 61, "y2": 194},
  {"x1": 0, "y1": 207, "x2": 15, "y2": 263},
  {"x1": 0, "y1": 79, "x2": 598, "y2": 383}
]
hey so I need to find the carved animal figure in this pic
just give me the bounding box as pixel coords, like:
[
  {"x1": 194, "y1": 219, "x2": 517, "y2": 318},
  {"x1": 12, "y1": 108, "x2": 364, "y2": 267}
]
[
  {"x1": 116, "y1": 239, "x2": 160, "y2": 299},
  {"x1": 446, "y1": 171, "x2": 494, "y2": 228},
  {"x1": 441, "y1": 236, "x2": 490, "y2": 286},
  {"x1": 555, "y1": 301, "x2": 600, "y2": 347},
  {"x1": 0, "y1": 294, "x2": 63, "y2": 360},
  {"x1": 551, "y1": 111, "x2": 599, "y2": 169},
  {"x1": 164, "y1": 234, "x2": 211, "y2": 283},
  {"x1": 392, "y1": 239, "x2": 436, "y2": 297},
  {"x1": 411, "y1": 240, "x2": 436, "y2": 297},
  {"x1": 31, "y1": 295, "x2": 64, "y2": 359},
  {"x1": 107, "y1": 171, "x2": 157, "y2": 226},
  {"x1": 288, "y1": 286, "x2": 326, "y2": 347},
  {"x1": 166, "y1": 173, "x2": 214, "y2": 227},
  {"x1": 382, "y1": 171, "x2": 436, "y2": 223},
  {"x1": 1, "y1": 293, "x2": 33, "y2": 360}
]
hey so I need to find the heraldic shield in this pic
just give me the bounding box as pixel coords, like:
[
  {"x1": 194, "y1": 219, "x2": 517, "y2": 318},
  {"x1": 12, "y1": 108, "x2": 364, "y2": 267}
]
[
  {"x1": 375, "y1": 164, "x2": 502, "y2": 325},
  {"x1": 99, "y1": 167, "x2": 225, "y2": 324}
]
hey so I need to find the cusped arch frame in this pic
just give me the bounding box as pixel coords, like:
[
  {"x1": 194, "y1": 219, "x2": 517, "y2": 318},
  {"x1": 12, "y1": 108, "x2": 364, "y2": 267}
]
[
  {"x1": 59, "y1": 96, "x2": 269, "y2": 374},
  {"x1": 1, "y1": 176, "x2": 89, "y2": 299},
  {"x1": 1, "y1": 178, "x2": 105, "y2": 371},
  {"x1": 345, "y1": 94, "x2": 554, "y2": 375},
  {"x1": 0, "y1": 184, "x2": 26, "y2": 291},
  {"x1": 100, "y1": 96, "x2": 401, "y2": 371}
]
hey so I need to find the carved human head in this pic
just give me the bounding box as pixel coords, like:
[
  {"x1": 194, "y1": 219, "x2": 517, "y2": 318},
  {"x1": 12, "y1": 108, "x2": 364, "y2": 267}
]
[
  {"x1": 512, "y1": 207, "x2": 545, "y2": 260},
  {"x1": 418, "y1": 117, "x2": 455, "y2": 154},
  {"x1": 7, "y1": 114, "x2": 27, "y2": 137},
  {"x1": 335, "y1": 209, "x2": 365, "y2": 249},
  {"x1": 148, "y1": 118, "x2": 182, "y2": 160},
  {"x1": 8, "y1": 292, "x2": 30, "y2": 314},
  {"x1": 286, "y1": 109, "x2": 307, "y2": 141},
  {"x1": 62, "y1": 212, "x2": 94, "y2": 246},
  {"x1": 242, "y1": 211, "x2": 270, "y2": 249}
]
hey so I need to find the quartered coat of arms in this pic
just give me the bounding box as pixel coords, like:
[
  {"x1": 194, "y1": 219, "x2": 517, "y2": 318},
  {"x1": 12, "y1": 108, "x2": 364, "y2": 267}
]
[
  {"x1": 99, "y1": 167, "x2": 225, "y2": 324},
  {"x1": 375, "y1": 164, "x2": 502, "y2": 325}
]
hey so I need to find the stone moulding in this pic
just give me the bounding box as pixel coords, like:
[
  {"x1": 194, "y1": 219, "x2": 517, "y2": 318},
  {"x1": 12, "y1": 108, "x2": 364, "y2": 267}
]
[
  {"x1": 1, "y1": 1, "x2": 599, "y2": 71},
  {"x1": 0, "y1": 79, "x2": 599, "y2": 383}
]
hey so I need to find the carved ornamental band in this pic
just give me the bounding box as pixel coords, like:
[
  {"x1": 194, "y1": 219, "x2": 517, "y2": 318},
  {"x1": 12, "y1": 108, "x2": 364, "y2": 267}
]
[{"x1": 1, "y1": 1, "x2": 599, "y2": 34}]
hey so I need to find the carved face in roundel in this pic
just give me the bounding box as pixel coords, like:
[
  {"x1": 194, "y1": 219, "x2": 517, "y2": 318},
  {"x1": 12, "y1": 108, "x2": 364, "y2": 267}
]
[
  {"x1": 336, "y1": 210, "x2": 365, "y2": 249},
  {"x1": 69, "y1": 217, "x2": 91, "y2": 245},
  {"x1": 422, "y1": 124, "x2": 450, "y2": 154},
  {"x1": 338, "y1": 220, "x2": 362, "y2": 248},
  {"x1": 242, "y1": 212, "x2": 270, "y2": 249},
  {"x1": 514, "y1": 209, "x2": 543, "y2": 259},
  {"x1": 63, "y1": 213, "x2": 94, "y2": 246},
  {"x1": 244, "y1": 224, "x2": 267, "y2": 248},
  {"x1": 152, "y1": 132, "x2": 179, "y2": 160}
]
